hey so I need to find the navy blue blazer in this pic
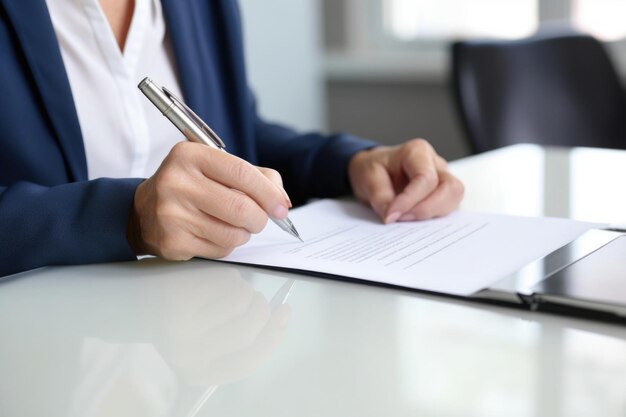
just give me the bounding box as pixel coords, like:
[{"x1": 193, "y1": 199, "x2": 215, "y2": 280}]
[{"x1": 0, "y1": 0, "x2": 375, "y2": 276}]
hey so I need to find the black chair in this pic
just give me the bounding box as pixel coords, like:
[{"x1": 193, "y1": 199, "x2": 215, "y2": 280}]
[{"x1": 452, "y1": 32, "x2": 626, "y2": 154}]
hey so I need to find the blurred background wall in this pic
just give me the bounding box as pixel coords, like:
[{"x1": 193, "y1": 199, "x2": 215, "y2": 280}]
[
  {"x1": 238, "y1": 0, "x2": 324, "y2": 132},
  {"x1": 238, "y1": 0, "x2": 626, "y2": 161}
]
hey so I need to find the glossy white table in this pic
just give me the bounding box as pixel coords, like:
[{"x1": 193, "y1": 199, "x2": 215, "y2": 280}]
[{"x1": 1, "y1": 145, "x2": 625, "y2": 417}]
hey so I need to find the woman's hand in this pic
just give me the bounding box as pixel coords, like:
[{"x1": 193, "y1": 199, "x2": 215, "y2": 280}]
[
  {"x1": 128, "y1": 142, "x2": 291, "y2": 259},
  {"x1": 348, "y1": 139, "x2": 464, "y2": 223}
]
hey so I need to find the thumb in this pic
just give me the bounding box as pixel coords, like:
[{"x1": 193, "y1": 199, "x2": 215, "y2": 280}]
[{"x1": 360, "y1": 164, "x2": 396, "y2": 222}]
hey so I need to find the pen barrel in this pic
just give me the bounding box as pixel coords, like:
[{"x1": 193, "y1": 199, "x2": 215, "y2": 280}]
[
  {"x1": 138, "y1": 78, "x2": 170, "y2": 113},
  {"x1": 138, "y1": 78, "x2": 220, "y2": 149},
  {"x1": 271, "y1": 216, "x2": 301, "y2": 241}
]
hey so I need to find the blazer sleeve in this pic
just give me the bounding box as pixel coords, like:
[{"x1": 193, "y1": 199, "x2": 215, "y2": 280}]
[
  {"x1": 0, "y1": 178, "x2": 142, "y2": 277},
  {"x1": 250, "y1": 95, "x2": 379, "y2": 205}
]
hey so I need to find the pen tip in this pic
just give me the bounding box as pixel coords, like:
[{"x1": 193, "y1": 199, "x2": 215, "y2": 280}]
[{"x1": 292, "y1": 229, "x2": 303, "y2": 242}]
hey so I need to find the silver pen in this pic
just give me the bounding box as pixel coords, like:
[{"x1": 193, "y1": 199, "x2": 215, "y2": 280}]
[{"x1": 138, "y1": 77, "x2": 302, "y2": 242}]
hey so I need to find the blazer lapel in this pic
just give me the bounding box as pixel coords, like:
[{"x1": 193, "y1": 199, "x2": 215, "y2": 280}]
[
  {"x1": 160, "y1": 0, "x2": 204, "y2": 112},
  {"x1": 2, "y1": 0, "x2": 87, "y2": 181},
  {"x1": 160, "y1": 0, "x2": 243, "y2": 156}
]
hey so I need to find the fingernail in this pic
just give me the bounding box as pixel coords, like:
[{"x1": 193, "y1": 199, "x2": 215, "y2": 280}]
[
  {"x1": 385, "y1": 211, "x2": 402, "y2": 224},
  {"x1": 272, "y1": 204, "x2": 289, "y2": 219},
  {"x1": 399, "y1": 213, "x2": 416, "y2": 222},
  {"x1": 283, "y1": 190, "x2": 292, "y2": 208},
  {"x1": 276, "y1": 185, "x2": 292, "y2": 208}
]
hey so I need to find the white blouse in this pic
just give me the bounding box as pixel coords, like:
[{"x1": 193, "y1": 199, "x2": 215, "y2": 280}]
[{"x1": 45, "y1": 0, "x2": 184, "y2": 179}]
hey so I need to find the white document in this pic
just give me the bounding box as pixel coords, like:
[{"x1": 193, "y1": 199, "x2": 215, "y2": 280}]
[{"x1": 222, "y1": 200, "x2": 598, "y2": 296}]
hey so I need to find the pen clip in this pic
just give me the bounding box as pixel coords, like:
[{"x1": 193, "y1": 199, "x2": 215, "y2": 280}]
[{"x1": 161, "y1": 87, "x2": 226, "y2": 149}]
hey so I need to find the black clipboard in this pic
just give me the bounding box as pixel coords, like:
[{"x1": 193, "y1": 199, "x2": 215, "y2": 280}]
[{"x1": 474, "y1": 229, "x2": 626, "y2": 323}]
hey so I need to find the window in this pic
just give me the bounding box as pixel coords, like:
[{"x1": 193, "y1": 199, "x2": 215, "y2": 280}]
[
  {"x1": 384, "y1": 0, "x2": 538, "y2": 41},
  {"x1": 571, "y1": 0, "x2": 626, "y2": 41},
  {"x1": 325, "y1": 0, "x2": 626, "y2": 80},
  {"x1": 380, "y1": 0, "x2": 626, "y2": 43}
]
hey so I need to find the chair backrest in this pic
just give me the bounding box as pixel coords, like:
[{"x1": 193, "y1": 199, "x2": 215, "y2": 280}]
[{"x1": 452, "y1": 32, "x2": 626, "y2": 154}]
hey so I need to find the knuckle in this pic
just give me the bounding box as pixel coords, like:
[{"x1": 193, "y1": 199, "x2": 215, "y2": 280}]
[
  {"x1": 238, "y1": 231, "x2": 252, "y2": 246},
  {"x1": 265, "y1": 168, "x2": 283, "y2": 184},
  {"x1": 406, "y1": 138, "x2": 437, "y2": 160},
  {"x1": 159, "y1": 237, "x2": 189, "y2": 261},
  {"x1": 220, "y1": 229, "x2": 238, "y2": 248},
  {"x1": 437, "y1": 155, "x2": 449, "y2": 169},
  {"x1": 440, "y1": 175, "x2": 465, "y2": 201},
  {"x1": 369, "y1": 189, "x2": 390, "y2": 206},
  {"x1": 154, "y1": 201, "x2": 177, "y2": 221},
  {"x1": 213, "y1": 246, "x2": 234, "y2": 258},
  {"x1": 364, "y1": 178, "x2": 390, "y2": 200},
  {"x1": 450, "y1": 178, "x2": 465, "y2": 199},
  {"x1": 249, "y1": 213, "x2": 269, "y2": 234},
  {"x1": 227, "y1": 193, "x2": 253, "y2": 219},
  {"x1": 221, "y1": 228, "x2": 251, "y2": 248},
  {"x1": 169, "y1": 141, "x2": 192, "y2": 159},
  {"x1": 155, "y1": 165, "x2": 184, "y2": 191},
  {"x1": 408, "y1": 138, "x2": 431, "y2": 151},
  {"x1": 230, "y1": 160, "x2": 255, "y2": 186},
  {"x1": 413, "y1": 204, "x2": 435, "y2": 220},
  {"x1": 413, "y1": 206, "x2": 435, "y2": 220},
  {"x1": 417, "y1": 169, "x2": 438, "y2": 190}
]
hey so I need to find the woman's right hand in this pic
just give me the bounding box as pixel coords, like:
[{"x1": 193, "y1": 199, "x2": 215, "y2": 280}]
[{"x1": 128, "y1": 142, "x2": 291, "y2": 259}]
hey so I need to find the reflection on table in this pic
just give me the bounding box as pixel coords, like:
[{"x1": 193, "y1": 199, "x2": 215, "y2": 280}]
[
  {"x1": 0, "y1": 260, "x2": 290, "y2": 417},
  {"x1": 1, "y1": 145, "x2": 626, "y2": 416}
]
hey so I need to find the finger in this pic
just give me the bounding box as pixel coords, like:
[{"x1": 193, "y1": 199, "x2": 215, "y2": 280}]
[
  {"x1": 398, "y1": 170, "x2": 465, "y2": 221},
  {"x1": 190, "y1": 146, "x2": 290, "y2": 219},
  {"x1": 359, "y1": 163, "x2": 396, "y2": 221},
  {"x1": 385, "y1": 143, "x2": 440, "y2": 222},
  {"x1": 435, "y1": 154, "x2": 449, "y2": 170},
  {"x1": 183, "y1": 178, "x2": 269, "y2": 234},
  {"x1": 149, "y1": 200, "x2": 251, "y2": 260},
  {"x1": 181, "y1": 207, "x2": 252, "y2": 251},
  {"x1": 257, "y1": 167, "x2": 292, "y2": 208},
  {"x1": 156, "y1": 228, "x2": 236, "y2": 261}
]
